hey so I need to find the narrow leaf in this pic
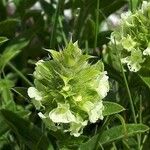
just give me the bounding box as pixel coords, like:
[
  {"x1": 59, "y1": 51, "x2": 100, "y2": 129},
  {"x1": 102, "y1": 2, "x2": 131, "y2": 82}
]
[
  {"x1": 0, "y1": 37, "x2": 8, "y2": 44},
  {"x1": 130, "y1": 0, "x2": 139, "y2": 11},
  {"x1": 0, "y1": 109, "x2": 54, "y2": 150},
  {"x1": 0, "y1": 113, "x2": 9, "y2": 136},
  {"x1": 139, "y1": 75, "x2": 150, "y2": 89}
]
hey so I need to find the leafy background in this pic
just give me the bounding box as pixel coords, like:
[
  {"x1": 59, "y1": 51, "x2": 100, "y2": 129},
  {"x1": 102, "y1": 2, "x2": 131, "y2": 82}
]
[{"x1": 0, "y1": 0, "x2": 150, "y2": 150}]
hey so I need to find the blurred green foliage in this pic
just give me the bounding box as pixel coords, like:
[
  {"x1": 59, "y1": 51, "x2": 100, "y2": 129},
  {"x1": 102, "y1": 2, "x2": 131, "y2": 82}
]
[{"x1": 0, "y1": 0, "x2": 150, "y2": 150}]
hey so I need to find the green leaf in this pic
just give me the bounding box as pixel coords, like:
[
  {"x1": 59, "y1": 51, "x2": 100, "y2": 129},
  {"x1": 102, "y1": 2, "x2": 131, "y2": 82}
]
[
  {"x1": 139, "y1": 73, "x2": 150, "y2": 89},
  {"x1": 0, "y1": 0, "x2": 6, "y2": 21},
  {"x1": 14, "y1": 0, "x2": 37, "y2": 15},
  {"x1": 130, "y1": 0, "x2": 139, "y2": 11},
  {"x1": 0, "y1": 113, "x2": 9, "y2": 137},
  {"x1": 139, "y1": 69, "x2": 150, "y2": 88},
  {"x1": 0, "y1": 109, "x2": 54, "y2": 150},
  {"x1": 0, "y1": 19, "x2": 20, "y2": 37},
  {"x1": 0, "y1": 79, "x2": 15, "y2": 107},
  {"x1": 74, "y1": 0, "x2": 127, "y2": 40},
  {"x1": 0, "y1": 39, "x2": 29, "y2": 70},
  {"x1": 49, "y1": 130, "x2": 88, "y2": 149},
  {"x1": 14, "y1": 0, "x2": 36, "y2": 7},
  {"x1": 103, "y1": 101, "x2": 125, "y2": 116},
  {"x1": 79, "y1": 124, "x2": 149, "y2": 150},
  {"x1": 40, "y1": 1, "x2": 55, "y2": 16},
  {"x1": 0, "y1": 37, "x2": 8, "y2": 44},
  {"x1": 13, "y1": 87, "x2": 29, "y2": 100},
  {"x1": 98, "y1": 124, "x2": 149, "y2": 144}
]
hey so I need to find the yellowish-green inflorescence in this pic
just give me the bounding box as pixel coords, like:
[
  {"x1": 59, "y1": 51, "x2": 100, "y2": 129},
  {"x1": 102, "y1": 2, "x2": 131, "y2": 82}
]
[
  {"x1": 109, "y1": 1, "x2": 150, "y2": 72},
  {"x1": 28, "y1": 42, "x2": 109, "y2": 137}
]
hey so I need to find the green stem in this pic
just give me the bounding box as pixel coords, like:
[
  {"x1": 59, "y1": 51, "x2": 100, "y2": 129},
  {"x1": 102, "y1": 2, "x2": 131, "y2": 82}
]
[
  {"x1": 116, "y1": 48, "x2": 137, "y2": 123},
  {"x1": 85, "y1": 40, "x2": 89, "y2": 54},
  {"x1": 121, "y1": 68, "x2": 137, "y2": 123},
  {"x1": 50, "y1": 0, "x2": 64, "y2": 48},
  {"x1": 58, "y1": 16, "x2": 68, "y2": 46},
  {"x1": 138, "y1": 94, "x2": 142, "y2": 150},
  {"x1": 94, "y1": 117, "x2": 110, "y2": 150},
  {"x1": 123, "y1": 140, "x2": 131, "y2": 150},
  {"x1": 94, "y1": 0, "x2": 99, "y2": 52},
  {"x1": 8, "y1": 62, "x2": 33, "y2": 87},
  {"x1": 11, "y1": 88, "x2": 29, "y2": 102},
  {"x1": 115, "y1": 41, "x2": 141, "y2": 150},
  {"x1": 129, "y1": 0, "x2": 133, "y2": 12},
  {"x1": 98, "y1": 142, "x2": 104, "y2": 150},
  {"x1": 141, "y1": 134, "x2": 148, "y2": 150},
  {"x1": 139, "y1": 94, "x2": 142, "y2": 124},
  {"x1": 112, "y1": 142, "x2": 117, "y2": 150}
]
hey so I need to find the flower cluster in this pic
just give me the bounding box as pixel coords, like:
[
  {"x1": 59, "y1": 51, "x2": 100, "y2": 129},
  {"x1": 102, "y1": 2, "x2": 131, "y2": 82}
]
[
  {"x1": 28, "y1": 42, "x2": 109, "y2": 137},
  {"x1": 109, "y1": 1, "x2": 150, "y2": 72}
]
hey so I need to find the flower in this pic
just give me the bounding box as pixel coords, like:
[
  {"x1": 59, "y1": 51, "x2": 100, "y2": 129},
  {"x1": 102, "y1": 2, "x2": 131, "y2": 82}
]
[
  {"x1": 28, "y1": 42, "x2": 109, "y2": 136},
  {"x1": 28, "y1": 87, "x2": 42, "y2": 100},
  {"x1": 27, "y1": 87, "x2": 42, "y2": 109},
  {"x1": 121, "y1": 49, "x2": 145, "y2": 72},
  {"x1": 143, "y1": 45, "x2": 150, "y2": 56},
  {"x1": 121, "y1": 11, "x2": 131, "y2": 20},
  {"x1": 49, "y1": 103, "x2": 76, "y2": 123},
  {"x1": 82, "y1": 100, "x2": 104, "y2": 123},
  {"x1": 141, "y1": 1, "x2": 150, "y2": 13},
  {"x1": 108, "y1": 1, "x2": 150, "y2": 72},
  {"x1": 68, "y1": 115, "x2": 88, "y2": 137},
  {"x1": 96, "y1": 71, "x2": 109, "y2": 99},
  {"x1": 121, "y1": 35, "x2": 136, "y2": 51}
]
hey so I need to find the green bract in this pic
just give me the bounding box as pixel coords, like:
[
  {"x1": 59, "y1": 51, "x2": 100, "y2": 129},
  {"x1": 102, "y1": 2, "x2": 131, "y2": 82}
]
[
  {"x1": 28, "y1": 42, "x2": 109, "y2": 137},
  {"x1": 109, "y1": 1, "x2": 150, "y2": 72}
]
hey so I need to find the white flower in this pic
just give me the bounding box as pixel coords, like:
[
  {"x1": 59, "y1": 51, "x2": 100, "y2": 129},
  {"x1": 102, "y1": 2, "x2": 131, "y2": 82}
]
[
  {"x1": 49, "y1": 103, "x2": 76, "y2": 123},
  {"x1": 28, "y1": 87, "x2": 42, "y2": 100},
  {"x1": 28, "y1": 42, "x2": 110, "y2": 136},
  {"x1": 121, "y1": 11, "x2": 132, "y2": 20},
  {"x1": 82, "y1": 100, "x2": 104, "y2": 123},
  {"x1": 141, "y1": 1, "x2": 150, "y2": 13},
  {"x1": 143, "y1": 46, "x2": 150, "y2": 56},
  {"x1": 121, "y1": 49, "x2": 144, "y2": 72},
  {"x1": 141, "y1": 1, "x2": 148, "y2": 10},
  {"x1": 69, "y1": 115, "x2": 88, "y2": 137},
  {"x1": 121, "y1": 35, "x2": 136, "y2": 51},
  {"x1": 89, "y1": 101, "x2": 104, "y2": 123},
  {"x1": 38, "y1": 112, "x2": 46, "y2": 118},
  {"x1": 121, "y1": 11, "x2": 134, "y2": 27},
  {"x1": 121, "y1": 57, "x2": 129, "y2": 63},
  {"x1": 36, "y1": 60, "x2": 44, "y2": 66},
  {"x1": 27, "y1": 87, "x2": 43, "y2": 109},
  {"x1": 96, "y1": 71, "x2": 109, "y2": 99}
]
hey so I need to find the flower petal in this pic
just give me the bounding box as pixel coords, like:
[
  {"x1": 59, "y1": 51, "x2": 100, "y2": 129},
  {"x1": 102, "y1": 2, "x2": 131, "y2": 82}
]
[
  {"x1": 69, "y1": 119, "x2": 87, "y2": 137},
  {"x1": 82, "y1": 100, "x2": 104, "y2": 123},
  {"x1": 96, "y1": 72, "x2": 109, "y2": 99},
  {"x1": 49, "y1": 103, "x2": 76, "y2": 123},
  {"x1": 121, "y1": 35, "x2": 136, "y2": 51},
  {"x1": 143, "y1": 47, "x2": 150, "y2": 56},
  {"x1": 88, "y1": 101, "x2": 104, "y2": 123},
  {"x1": 27, "y1": 87, "x2": 42, "y2": 100}
]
